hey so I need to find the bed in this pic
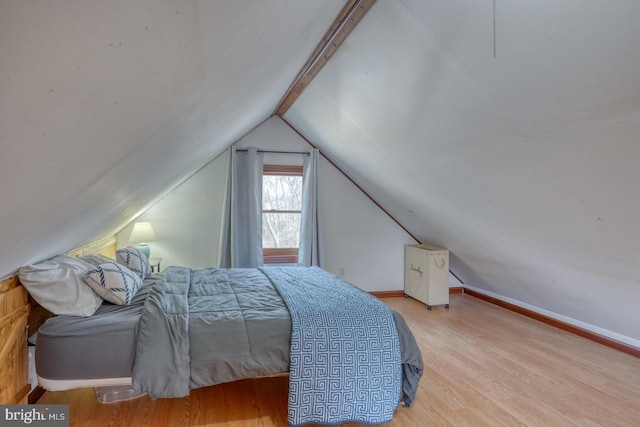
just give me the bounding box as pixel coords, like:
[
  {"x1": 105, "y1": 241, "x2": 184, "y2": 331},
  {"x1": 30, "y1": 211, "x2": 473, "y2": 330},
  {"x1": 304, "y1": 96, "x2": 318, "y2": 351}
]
[{"x1": 23, "y1": 251, "x2": 423, "y2": 426}]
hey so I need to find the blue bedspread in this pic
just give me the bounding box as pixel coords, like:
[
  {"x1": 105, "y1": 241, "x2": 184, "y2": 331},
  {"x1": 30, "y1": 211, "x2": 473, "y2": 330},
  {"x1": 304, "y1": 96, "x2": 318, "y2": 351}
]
[{"x1": 260, "y1": 266, "x2": 403, "y2": 426}]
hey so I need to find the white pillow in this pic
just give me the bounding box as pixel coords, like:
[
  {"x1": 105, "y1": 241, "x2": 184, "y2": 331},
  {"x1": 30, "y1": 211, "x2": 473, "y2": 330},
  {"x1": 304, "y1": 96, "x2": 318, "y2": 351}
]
[
  {"x1": 84, "y1": 261, "x2": 143, "y2": 305},
  {"x1": 18, "y1": 256, "x2": 103, "y2": 317},
  {"x1": 116, "y1": 247, "x2": 151, "y2": 280}
]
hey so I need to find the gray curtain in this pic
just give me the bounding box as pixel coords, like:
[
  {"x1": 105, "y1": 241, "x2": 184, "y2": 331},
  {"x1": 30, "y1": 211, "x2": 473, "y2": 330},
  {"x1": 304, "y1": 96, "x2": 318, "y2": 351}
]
[
  {"x1": 298, "y1": 148, "x2": 323, "y2": 267},
  {"x1": 218, "y1": 146, "x2": 264, "y2": 268}
]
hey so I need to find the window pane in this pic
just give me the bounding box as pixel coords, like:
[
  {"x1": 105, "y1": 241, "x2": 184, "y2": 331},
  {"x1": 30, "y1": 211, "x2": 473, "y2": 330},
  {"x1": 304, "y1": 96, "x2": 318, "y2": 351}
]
[
  {"x1": 263, "y1": 175, "x2": 302, "y2": 210},
  {"x1": 262, "y1": 213, "x2": 301, "y2": 248}
]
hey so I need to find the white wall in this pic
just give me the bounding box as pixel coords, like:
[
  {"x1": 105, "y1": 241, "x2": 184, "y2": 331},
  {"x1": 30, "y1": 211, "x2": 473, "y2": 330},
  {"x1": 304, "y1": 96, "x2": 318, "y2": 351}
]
[
  {"x1": 118, "y1": 117, "x2": 417, "y2": 292},
  {"x1": 318, "y1": 157, "x2": 416, "y2": 292},
  {"x1": 117, "y1": 151, "x2": 228, "y2": 269}
]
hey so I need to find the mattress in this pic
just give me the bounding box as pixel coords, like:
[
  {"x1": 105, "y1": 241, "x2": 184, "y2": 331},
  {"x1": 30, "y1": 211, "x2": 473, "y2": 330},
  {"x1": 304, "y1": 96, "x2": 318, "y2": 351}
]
[
  {"x1": 35, "y1": 270, "x2": 294, "y2": 391},
  {"x1": 35, "y1": 279, "x2": 153, "y2": 389}
]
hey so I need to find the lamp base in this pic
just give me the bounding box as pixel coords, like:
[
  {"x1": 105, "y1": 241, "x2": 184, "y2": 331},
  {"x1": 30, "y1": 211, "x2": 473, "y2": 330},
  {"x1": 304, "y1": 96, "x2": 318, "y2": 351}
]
[{"x1": 136, "y1": 243, "x2": 150, "y2": 259}]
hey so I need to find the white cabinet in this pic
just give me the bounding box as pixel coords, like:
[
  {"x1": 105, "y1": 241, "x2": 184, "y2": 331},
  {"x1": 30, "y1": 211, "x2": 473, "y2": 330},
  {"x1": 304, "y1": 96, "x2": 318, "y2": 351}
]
[{"x1": 404, "y1": 244, "x2": 449, "y2": 310}]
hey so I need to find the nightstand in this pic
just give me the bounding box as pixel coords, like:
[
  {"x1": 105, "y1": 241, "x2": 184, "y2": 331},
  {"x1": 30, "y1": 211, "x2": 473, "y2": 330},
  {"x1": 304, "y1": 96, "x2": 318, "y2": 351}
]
[{"x1": 149, "y1": 257, "x2": 163, "y2": 273}]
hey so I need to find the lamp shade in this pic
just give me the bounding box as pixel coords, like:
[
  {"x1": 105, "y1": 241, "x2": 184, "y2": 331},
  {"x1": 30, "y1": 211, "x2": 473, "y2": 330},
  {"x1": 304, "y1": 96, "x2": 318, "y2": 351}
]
[{"x1": 129, "y1": 222, "x2": 156, "y2": 243}]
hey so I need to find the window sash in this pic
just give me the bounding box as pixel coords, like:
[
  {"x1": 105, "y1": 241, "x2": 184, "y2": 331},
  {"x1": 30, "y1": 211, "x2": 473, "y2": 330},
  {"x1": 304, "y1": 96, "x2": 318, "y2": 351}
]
[{"x1": 262, "y1": 212, "x2": 301, "y2": 249}]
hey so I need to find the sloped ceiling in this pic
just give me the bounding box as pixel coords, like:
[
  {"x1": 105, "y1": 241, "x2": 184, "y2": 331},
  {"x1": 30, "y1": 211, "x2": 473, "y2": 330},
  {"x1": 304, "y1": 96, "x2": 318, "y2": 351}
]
[
  {"x1": 0, "y1": 0, "x2": 345, "y2": 276},
  {"x1": 285, "y1": 0, "x2": 640, "y2": 341},
  {"x1": 2, "y1": 0, "x2": 639, "y2": 345}
]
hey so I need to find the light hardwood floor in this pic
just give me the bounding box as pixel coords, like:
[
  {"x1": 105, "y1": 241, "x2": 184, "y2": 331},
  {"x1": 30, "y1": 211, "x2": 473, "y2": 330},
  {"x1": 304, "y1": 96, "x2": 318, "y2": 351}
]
[{"x1": 37, "y1": 294, "x2": 640, "y2": 426}]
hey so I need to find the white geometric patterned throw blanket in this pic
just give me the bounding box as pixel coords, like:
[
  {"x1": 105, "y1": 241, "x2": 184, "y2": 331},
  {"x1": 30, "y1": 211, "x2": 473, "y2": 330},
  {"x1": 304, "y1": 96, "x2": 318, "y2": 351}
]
[{"x1": 260, "y1": 266, "x2": 402, "y2": 426}]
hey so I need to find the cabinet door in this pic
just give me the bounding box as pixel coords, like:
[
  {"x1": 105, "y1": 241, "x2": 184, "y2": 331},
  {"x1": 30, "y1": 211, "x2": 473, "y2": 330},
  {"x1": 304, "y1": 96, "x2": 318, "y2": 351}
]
[
  {"x1": 0, "y1": 286, "x2": 29, "y2": 404},
  {"x1": 404, "y1": 246, "x2": 429, "y2": 303}
]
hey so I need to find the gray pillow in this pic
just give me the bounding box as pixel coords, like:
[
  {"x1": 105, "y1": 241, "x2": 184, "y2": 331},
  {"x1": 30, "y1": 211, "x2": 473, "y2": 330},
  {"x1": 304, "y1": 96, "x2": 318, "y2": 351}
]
[
  {"x1": 79, "y1": 254, "x2": 115, "y2": 267},
  {"x1": 18, "y1": 255, "x2": 103, "y2": 317},
  {"x1": 84, "y1": 261, "x2": 143, "y2": 305}
]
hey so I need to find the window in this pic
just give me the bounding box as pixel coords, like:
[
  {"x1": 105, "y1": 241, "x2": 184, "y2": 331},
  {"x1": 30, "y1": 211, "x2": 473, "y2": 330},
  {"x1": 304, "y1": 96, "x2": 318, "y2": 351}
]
[{"x1": 262, "y1": 165, "x2": 303, "y2": 264}]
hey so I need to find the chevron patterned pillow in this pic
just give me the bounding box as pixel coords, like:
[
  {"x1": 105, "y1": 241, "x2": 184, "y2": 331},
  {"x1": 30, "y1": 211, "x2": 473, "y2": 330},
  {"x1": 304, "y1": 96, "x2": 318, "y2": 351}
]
[
  {"x1": 84, "y1": 261, "x2": 143, "y2": 305},
  {"x1": 116, "y1": 246, "x2": 151, "y2": 280}
]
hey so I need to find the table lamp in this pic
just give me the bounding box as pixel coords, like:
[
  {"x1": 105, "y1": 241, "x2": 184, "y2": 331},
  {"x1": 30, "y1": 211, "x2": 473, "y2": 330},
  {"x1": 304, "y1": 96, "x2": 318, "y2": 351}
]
[{"x1": 129, "y1": 222, "x2": 156, "y2": 258}]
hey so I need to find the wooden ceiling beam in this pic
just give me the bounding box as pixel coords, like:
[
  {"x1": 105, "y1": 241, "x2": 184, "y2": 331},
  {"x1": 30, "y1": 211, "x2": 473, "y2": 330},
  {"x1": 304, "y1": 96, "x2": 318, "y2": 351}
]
[{"x1": 272, "y1": 0, "x2": 377, "y2": 117}]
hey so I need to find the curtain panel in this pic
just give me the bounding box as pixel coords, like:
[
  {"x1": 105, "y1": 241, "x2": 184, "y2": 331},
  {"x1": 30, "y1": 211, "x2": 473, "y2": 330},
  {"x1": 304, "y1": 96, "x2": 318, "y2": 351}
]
[
  {"x1": 218, "y1": 146, "x2": 264, "y2": 268},
  {"x1": 298, "y1": 148, "x2": 323, "y2": 267}
]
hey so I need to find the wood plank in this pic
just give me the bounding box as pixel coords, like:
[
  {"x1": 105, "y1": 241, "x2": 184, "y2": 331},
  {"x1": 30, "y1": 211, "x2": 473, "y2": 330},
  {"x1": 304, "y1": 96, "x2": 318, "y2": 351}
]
[
  {"x1": 66, "y1": 236, "x2": 117, "y2": 259},
  {"x1": 0, "y1": 275, "x2": 20, "y2": 293},
  {"x1": 36, "y1": 295, "x2": 640, "y2": 426},
  {"x1": 13, "y1": 384, "x2": 30, "y2": 405},
  {"x1": 273, "y1": 0, "x2": 377, "y2": 117},
  {"x1": 370, "y1": 290, "x2": 404, "y2": 298},
  {"x1": 0, "y1": 291, "x2": 28, "y2": 404}
]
